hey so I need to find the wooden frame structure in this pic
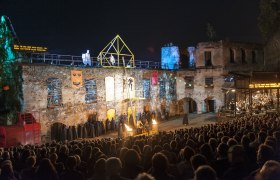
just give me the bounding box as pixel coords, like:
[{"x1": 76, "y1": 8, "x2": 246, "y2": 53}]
[{"x1": 97, "y1": 35, "x2": 135, "y2": 68}]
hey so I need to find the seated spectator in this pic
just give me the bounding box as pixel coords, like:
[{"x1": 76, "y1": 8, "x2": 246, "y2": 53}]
[
  {"x1": 106, "y1": 157, "x2": 126, "y2": 180},
  {"x1": 177, "y1": 146, "x2": 195, "y2": 180},
  {"x1": 60, "y1": 156, "x2": 84, "y2": 180},
  {"x1": 257, "y1": 160, "x2": 280, "y2": 180},
  {"x1": 121, "y1": 149, "x2": 143, "y2": 179},
  {"x1": 194, "y1": 165, "x2": 217, "y2": 180},
  {"x1": 200, "y1": 143, "x2": 214, "y2": 163},
  {"x1": 249, "y1": 144, "x2": 275, "y2": 179},
  {"x1": 141, "y1": 145, "x2": 153, "y2": 171},
  {"x1": 0, "y1": 160, "x2": 18, "y2": 180},
  {"x1": 211, "y1": 143, "x2": 229, "y2": 178},
  {"x1": 91, "y1": 158, "x2": 106, "y2": 180},
  {"x1": 222, "y1": 145, "x2": 248, "y2": 180},
  {"x1": 150, "y1": 152, "x2": 174, "y2": 180},
  {"x1": 191, "y1": 154, "x2": 208, "y2": 172},
  {"x1": 21, "y1": 156, "x2": 37, "y2": 180},
  {"x1": 135, "y1": 172, "x2": 155, "y2": 180},
  {"x1": 35, "y1": 158, "x2": 58, "y2": 180}
]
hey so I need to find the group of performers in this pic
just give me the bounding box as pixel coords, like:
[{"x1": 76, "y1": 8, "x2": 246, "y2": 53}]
[{"x1": 50, "y1": 111, "x2": 189, "y2": 141}]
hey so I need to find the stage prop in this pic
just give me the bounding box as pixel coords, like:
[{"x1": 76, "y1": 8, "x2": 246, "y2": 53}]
[
  {"x1": 105, "y1": 77, "x2": 115, "y2": 101},
  {"x1": 151, "y1": 119, "x2": 158, "y2": 133},
  {"x1": 85, "y1": 79, "x2": 97, "y2": 103},
  {"x1": 97, "y1": 35, "x2": 135, "y2": 68},
  {"x1": 71, "y1": 70, "x2": 83, "y2": 88},
  {"x1": 125, "y1": 77, "x2": 135, "y2": 99},
  {"x1": 82, "y1": 50, "x2": 91, "y2": 66},
  {"x1": 0, "y1": 113, "x2": 41, "y2": 147}
]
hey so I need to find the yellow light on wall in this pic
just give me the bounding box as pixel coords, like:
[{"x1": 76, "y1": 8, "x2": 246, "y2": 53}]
[
  {"x1": 13, "y1": 45, "x2": 48, "y2": 52},
  {"x1": 249, "y1": 83, "x2": 280, "y2": 88}
]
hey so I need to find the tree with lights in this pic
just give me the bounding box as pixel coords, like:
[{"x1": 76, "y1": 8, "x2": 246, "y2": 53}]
[{"x1": 0, "y1": 15, "x2": 23, "y2": 124}]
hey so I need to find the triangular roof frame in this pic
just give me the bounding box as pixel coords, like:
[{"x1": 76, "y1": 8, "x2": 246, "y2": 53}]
[{"x1": 98, "y1": 35, "x2": 135, "y2": 68}]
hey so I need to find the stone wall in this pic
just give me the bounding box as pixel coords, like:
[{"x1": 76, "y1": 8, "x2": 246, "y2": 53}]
[
  {"x1": 20, "y1": 40, "x2": 268, "y2": 138},
  {"x1": 22, "y1": 65, "x2": 187, "y2": 136}
]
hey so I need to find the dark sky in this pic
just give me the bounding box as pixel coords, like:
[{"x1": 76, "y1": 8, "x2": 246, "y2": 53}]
[{"x1": 1, "y1": 0, "x2": 262, "y2": 60}]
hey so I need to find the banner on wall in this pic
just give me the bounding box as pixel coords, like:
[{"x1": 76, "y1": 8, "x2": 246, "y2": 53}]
[
  {"x1": 105, "y1": 77, "x2": 115, "y2": 101},
  {"x1": 151, "y1": 71, "x2": 158, "y2": 85},
  {"x1": 71, "y1": 70, "x2": 83, "y2": 88}
]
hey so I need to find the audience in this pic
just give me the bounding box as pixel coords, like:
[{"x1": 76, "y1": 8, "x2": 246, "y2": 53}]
[{"x1": 0, "y1": 113, "x2": 279, "y2": 180}]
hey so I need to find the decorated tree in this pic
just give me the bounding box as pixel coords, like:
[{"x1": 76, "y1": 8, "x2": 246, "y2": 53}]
[{"x1": 0, "y1": 15, "x2": 23, "y2": 125}]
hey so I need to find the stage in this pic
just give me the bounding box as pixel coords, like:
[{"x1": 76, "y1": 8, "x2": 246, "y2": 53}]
[{"x1": 99, "y1": 113, "x2": 217, "y2": 139}]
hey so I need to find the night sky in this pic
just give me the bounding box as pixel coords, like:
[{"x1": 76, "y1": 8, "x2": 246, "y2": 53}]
[{"x1": 1, "y1": 0, "x2": 262, "y2": 60}]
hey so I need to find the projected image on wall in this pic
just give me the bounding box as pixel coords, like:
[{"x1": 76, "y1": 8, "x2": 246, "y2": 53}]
[{"x1": 161, "y1": 46, "x2": 180, "y2": 70}]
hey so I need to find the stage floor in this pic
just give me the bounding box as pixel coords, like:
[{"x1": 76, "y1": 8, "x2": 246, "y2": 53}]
[{"x1": 100, "y1": 113, "x2": 217, "y2": 139}]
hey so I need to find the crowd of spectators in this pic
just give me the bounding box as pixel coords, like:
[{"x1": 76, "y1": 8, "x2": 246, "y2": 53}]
[{"x1": 0, "y1": 113, "x2": 280, "y2": 180}]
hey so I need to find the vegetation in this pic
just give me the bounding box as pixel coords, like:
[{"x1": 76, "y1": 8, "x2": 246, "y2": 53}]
[
  {"x1": 258, "y1": 0, "x2": 280, "y2": 41},
  {"x1": 206, "y1": 23, "x2": 217, "y2": 41},
  {"x1": 0, "y1": 15, "x2": 23, "y2": 125}
]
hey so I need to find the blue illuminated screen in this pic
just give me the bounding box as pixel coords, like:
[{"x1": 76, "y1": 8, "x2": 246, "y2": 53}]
[{"x1": 161, "y1": 46, "x2": 180, "y2": 69}]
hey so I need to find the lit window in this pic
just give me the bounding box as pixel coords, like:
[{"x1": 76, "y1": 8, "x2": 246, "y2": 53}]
[
  {"x1": 85, "y1": 79, "x2": 97, "y2": 104},
  {"x1": 204, "y1": 51, "x2": 212, "y2": 66},
  {"x1": 184, "y1": 76, "x2": 194, "y2": 89},
  {"x1": 224, "y1": 76, "x2": 234, "y2": 82},
  {"x1": 205, "y1": 77, "x2": 214, "y2": 88},
  {"x1": 47, "y1": 78, "x2": 62, "y2": 108}
]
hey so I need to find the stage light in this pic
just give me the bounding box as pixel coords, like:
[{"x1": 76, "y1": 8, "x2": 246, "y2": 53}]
[
  {"x1": 151, "y1": 119, "x2": 158, "y2": 134},
  {"x1": 124, "y1": 124, "x2": 133, "y2": 137},
  {"x1": 124, "y1": 124, "x2": 133, "y2": 131}
]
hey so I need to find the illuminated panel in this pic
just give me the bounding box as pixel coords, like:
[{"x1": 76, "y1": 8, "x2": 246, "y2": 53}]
[
  {"x1": 13, "y1": 45, "x2": 48, "y2": 52},
  {"x1": 105, "y1": 77, "x2": 115, "y2": 101},
  {"x1": 188, "y1": 46, "x2": 195, "y2": 68},
  {"x1": 142, "y1": 79, "x2": 150, "y2": 99},
  {"x1": 85, "y1": 79, "x2": 97, "y2": 104},
  {"x1": 161, "y1": 46, "x2": 180, "y2": 69},
  {"x1": 249, "y1": 83, "x2": 280, "y2": 88},
  {"x1": 159, "y1": 77, "x2": 166, "y2": 99},
  {"x1": 47, "y1": 78, "x2": 62, "y2": 108}
]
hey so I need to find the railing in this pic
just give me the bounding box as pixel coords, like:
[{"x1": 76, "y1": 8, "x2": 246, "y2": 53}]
[{"x1": 27, "y1": 53, "x2": 160, "y2": 69}]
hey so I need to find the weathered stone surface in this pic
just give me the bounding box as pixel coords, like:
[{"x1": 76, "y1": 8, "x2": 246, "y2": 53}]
[{"x1": 20, "y1": 40, "x2": 267, "y2": 137}]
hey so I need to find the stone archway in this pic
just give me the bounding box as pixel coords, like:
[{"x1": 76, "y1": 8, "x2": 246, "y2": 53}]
[
  {"x1": 178, "y1": 97, "x2": 197, "y2": 114},
  {"x1": 204, "y1": 96, "x2": 215, "y2": 113}
]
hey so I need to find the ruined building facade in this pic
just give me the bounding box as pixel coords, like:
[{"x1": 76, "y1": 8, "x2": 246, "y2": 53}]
[{"x1": 19, "y1": 40, "x2": 266, "y2": 136}]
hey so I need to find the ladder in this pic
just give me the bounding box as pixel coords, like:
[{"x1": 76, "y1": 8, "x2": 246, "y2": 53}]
[{"x1": 122, "y1": 57, "x2": 133, "y2": 126}]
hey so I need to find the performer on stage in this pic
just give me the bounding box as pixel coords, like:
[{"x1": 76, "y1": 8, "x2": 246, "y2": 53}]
[{"x1": 183, "y1": 113, "x2": 189, "y2": 125}]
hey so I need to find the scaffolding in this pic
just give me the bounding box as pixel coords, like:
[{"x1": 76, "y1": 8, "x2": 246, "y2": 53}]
[{"x1": 97, "y1": 35, "x2": 135, "y2": 68}]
